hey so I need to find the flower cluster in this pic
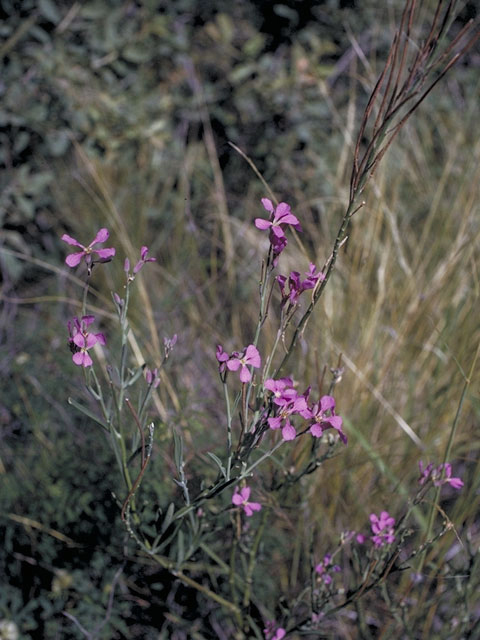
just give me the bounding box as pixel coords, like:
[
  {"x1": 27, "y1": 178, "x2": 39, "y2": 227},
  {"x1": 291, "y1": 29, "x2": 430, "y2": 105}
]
[
  {"x1": 61, "y1": 229, "x2": 159, "y2": 374},
  {"x1": 232, "y1": 486, "x2": 262, "y2": 517},
  {"x1": 315, "y1": 553, "x2": 341, "y2": 585},
  {"x1": 418, "y1": 461, "x2": 463, "y2": 489},
  {"x1": 265, "y1": 377, "x2": 346, "y2": 444},
  {"x1": 68, "y1": 315, "x2": 106, "y2": 368},
  {"x1": 255, "y1": 198, "x2": 301, "y2": 264},
  {"x1": 277, "y1": 263, "x2": 325, "y2": 306},
  {"x1": 216, "y1": 344, "x2": 261, "y2": 383},
  {"x1": 265, "y1": 377, "x2": 308, "y2": 441},
  {"x1": 369, "y1": 511, "x2": 396, "y2": 548}
]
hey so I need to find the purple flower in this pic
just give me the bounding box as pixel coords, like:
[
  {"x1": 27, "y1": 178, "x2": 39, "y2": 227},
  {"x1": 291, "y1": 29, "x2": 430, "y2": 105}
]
[
  {"x1": 270, "y1": 233, "x2": 288, "y2": 266},
  {"x1": 227, "y1": 344, "x2": 261, "y2": 383},
  {"x1": 370, "y1": 511, "x2": 395, "y2": 548},
  {"x1": 418, "y1": 461, "x2": 463, "y2": 489},
  {"x1": 164, "y1": 334, "x2": 177, "y2": 358},
  {"x1": 61, "y1": 228, "x2": 115, "y2": 268},
  {"x1": 145, "y1": 367, "x2": 160, "y2": 388},
  {"x1": 255, "y1": 199, "x2": 301, "y2": 238},
  {"x1": 304, "y1": 396, "x2": 347, "y2": 444},
  {"x1": 315, "y1": 553, "x2": 341, "y2": 585},
  {"x1": 255, "y1": 198, "x2": 301, "y2": 263},
  {"x1": 216, "y1": 344, "x2": 230, "y2": 374},
  {"x1": 264, "y1": 621, "x2": 286, "y2": 640},
  {"x1": 277, "y1": 263, "x2": 325, "y2": 306},
  {"x1": 133, "y1": 245, "x2": 157, "y2": 274},
  {"x1": 232, "y1": 486, "x2": 262, "y2": 517},
  {"x1": 68, "y1": 315, "x2": 106, "y2": 367},
  {"x1": 264, "y1": 377, "x2": 296, "y2": 406},
  {"x1": 268, "y1": 393, "x2": 307, "y2": 441}
]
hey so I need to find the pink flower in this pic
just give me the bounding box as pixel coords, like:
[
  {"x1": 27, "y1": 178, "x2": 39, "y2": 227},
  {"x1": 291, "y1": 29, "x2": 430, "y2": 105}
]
[
  {"x1": 277, "y1": 263, "x2": 325, "y2": 306},
  {"x1": 418, "y1": 461, "x2": 463, "y2": 490},
  {"x1": 133, "y1": 246, "x2": 157, "y2": 274},
  {"x1": 304, "y1": 395, "x2": 347, "y2": 444},
  {"x1": 145, "y1": 367, "x2": 160, "y2": 388},
  {"x1": 68, "y1": 315, "x2": 106, "y2": 367},
  {"x1": 370, "y1": 511, "x2": 395, "y2": 548},
  {"x1": 315, "y1": 553, "x2": 341, "y2": 584},
  {"x1": 255, "y1": 199, "x2": 301, "y2": 239},
  {"x1": 255, "y1": 198, "x2": 301, "y2": 263},
  {"x1": 267, "y1": 394, "x2": 307, "y2": 441},
  {"x1": 61, "y1": 228, "x2": 115, "y2": 268},
  {"x1": 232, "y1": 486, "x2": 262, "y2": 517},
  {"x1": 264, "y1": 377, "x2": 296, "y2": 406},
  {"x1": 227, "y1": 344, "x2": 261, "y2": 383},
  {"x1": 216, "y1": 344, "x2": 230, "y2": 374},
  {"x1": 264, "y1": 621, "x2": 286, "y2": 640}
]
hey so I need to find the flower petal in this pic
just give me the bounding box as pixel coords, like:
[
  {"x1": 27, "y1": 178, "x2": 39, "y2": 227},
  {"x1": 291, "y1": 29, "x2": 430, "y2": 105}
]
[
  {"x1": 90, "y1": 228, "x2": 109, "y2": 246},
  {"x1": 239, "y1": 365, "x2": 251, "y2": 383},
  {"x1": 261, "y1": 198, "x2": 274, "y2": 213},
  {"x1": 240, "y1": 487, "x2": 251, "y2": 501},
  {"x1": 65, "y1": 252, "x2": 85, "y2": 267},
  {"x1": 94, "y1": 247, "x2": 116, "y2": 260},
  {"x1": 61, "y1": 234, "x2": 84, "y2": 248},
  {"x1": 73, "y1": 334, "x2": 87, "y2": 348},
  {"x1": 268, "y1": 417, "x2": 282, "y2": 430},
  {"x1": 310, "y1": 423, "x2": 323, "y2": 438},
  {"x1": 232, "y1": 492, "x2": 244, "y2": 506},
  {"x1": 255, "y1": 218, "x2": 272, "y2": 230},
  {"x1": 245, "y1": 344, "x2": 261, "y2": 368},
  {"x1": 282, "y1": 423, "x2": 296, "y2": 441}
]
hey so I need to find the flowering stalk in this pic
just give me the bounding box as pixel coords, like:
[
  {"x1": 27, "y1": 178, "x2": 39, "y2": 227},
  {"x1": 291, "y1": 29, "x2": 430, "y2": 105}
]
[{"x1": 274, "y1": 0, "x2": 478, "y2": 377}]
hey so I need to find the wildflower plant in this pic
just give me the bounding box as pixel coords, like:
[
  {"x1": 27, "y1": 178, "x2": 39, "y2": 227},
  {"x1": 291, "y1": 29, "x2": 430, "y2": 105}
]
[{"x1": 56, "y1": 1, "x2": 479, "y2": 637}]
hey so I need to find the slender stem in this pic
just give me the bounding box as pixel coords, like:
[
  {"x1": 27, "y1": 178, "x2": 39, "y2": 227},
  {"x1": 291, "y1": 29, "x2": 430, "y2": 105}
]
[
  {"x1": 223, "y1": 381, "x2": 233, "y2": 480},
  {"x1": 274, "y1": 196, "x2": 357, "y2": 377},
  {"x1": 243, "y1": 507, "x2": 267, "y2": 608},
  {"x1": 417, "y1": 339, "x2": 480, "y2": 573}
]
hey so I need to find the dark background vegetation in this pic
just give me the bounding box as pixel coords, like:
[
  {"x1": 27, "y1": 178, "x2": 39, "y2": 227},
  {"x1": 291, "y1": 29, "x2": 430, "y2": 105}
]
[{"x1": 1, "y1": 0, "x2": 479, "y2": 637}]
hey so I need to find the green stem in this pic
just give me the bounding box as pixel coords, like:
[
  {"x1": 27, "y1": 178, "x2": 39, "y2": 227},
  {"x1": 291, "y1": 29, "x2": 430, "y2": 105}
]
[
  {"x1": 417, "y1": 339, "x2": 480, "y2": 573},
  {"x1": 243, "y1": 507, "x2": 267, "y2": 608},
  {"x1": 224, "y1": 381, "x2": 233, "y2": 480}
]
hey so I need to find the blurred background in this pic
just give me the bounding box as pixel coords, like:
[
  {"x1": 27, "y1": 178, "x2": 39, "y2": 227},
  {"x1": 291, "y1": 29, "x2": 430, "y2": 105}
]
[{"x1": 1, "y1": 0, "x2": 479, "y2": 637}]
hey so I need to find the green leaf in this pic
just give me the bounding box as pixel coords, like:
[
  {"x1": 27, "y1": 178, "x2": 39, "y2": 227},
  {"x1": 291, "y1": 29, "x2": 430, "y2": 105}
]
[
  {"x1": 206, "y1": 452, "x2": 227, "y2": 479},
  {"x1": 160, "y1": 502, "x2": 176, "y2": 534},
  {"x1": 67, "y1": 397, "x2": 109, "y2": 432},
  {"x1": 173, "y1": 429, "x2": 183, "y2": 472}
]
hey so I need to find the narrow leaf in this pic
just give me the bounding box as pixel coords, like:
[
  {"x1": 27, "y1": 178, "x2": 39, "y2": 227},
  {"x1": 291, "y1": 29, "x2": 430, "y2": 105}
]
[{"x1": 67, "y1": 397, "x2": 109, "y2": 432}]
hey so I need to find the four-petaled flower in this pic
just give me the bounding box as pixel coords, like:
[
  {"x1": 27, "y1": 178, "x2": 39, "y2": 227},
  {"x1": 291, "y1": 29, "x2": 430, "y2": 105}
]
[
  {"x1": 304, "y1": 395, "x2": 347, "y2": 444},
  {"x1": 232, "y1": 486, "x2": 262, "y2": 517},
  {"x1": 255, "y1": 198, "x2": 301, "y2": 264},
  {"x1": 226, "y1": 344, "x2": 261, "y2": 383},
  {"x1": 61, "y1": 228, "x2": 116, "y2": 268},
  {"x1": 68, "y1": 315, "x2": 106, "y2": 367},
  {"x1": 370, "y1": 511, "x2": 395, "y2": 548}
]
